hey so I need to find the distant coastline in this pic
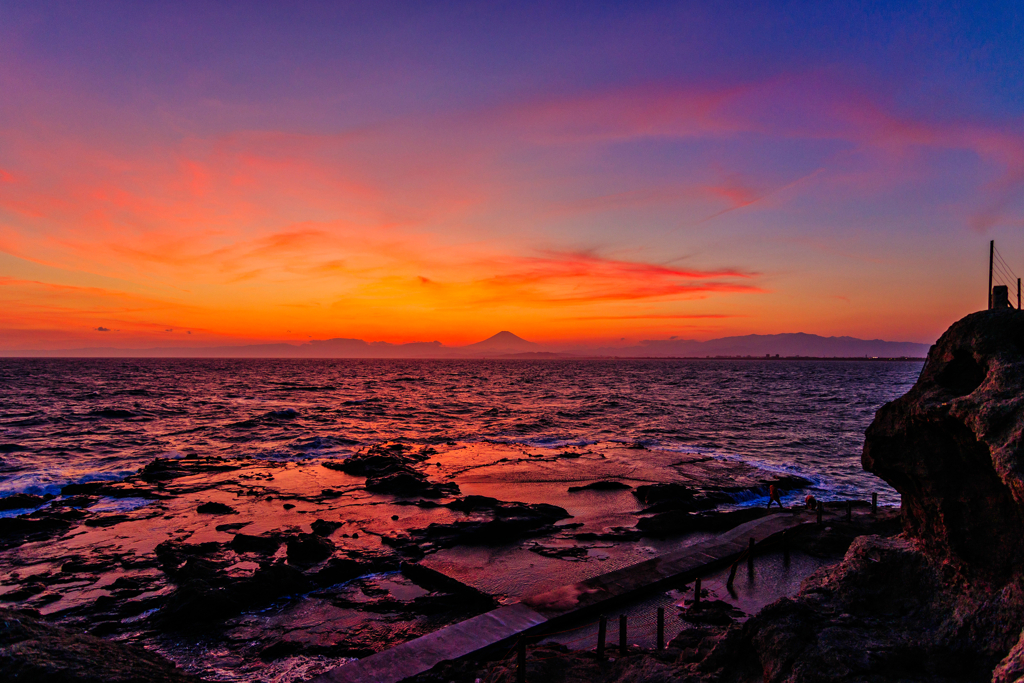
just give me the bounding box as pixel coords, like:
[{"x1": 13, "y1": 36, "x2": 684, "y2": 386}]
[
  {"x1": 0, "y1": 355, "x2": 927, "y2": 361},
  {"x1": 0, "y1": 330, "x2": 932, "y2": 360}
]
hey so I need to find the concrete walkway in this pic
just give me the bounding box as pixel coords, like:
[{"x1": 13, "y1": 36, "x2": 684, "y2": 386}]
[{"x1": 313, "y1": 509, "x2": 811, "y2": 683}]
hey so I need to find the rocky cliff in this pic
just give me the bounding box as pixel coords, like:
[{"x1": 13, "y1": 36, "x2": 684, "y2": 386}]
[
  {"x1": 716, "y1": 308, "x2": 1024, "y2": 682},
  {"x1": 863, "y1": 308, "x2": 1024, "y2": 579}
]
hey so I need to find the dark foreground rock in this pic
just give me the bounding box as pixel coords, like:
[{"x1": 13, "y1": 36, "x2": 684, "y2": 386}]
[
  {"x1": 864, "y1": 308, "x2": 1024, "y2": 580},
  {"x1": 0, "y1": 608, "x2": 199, "y2": 682},
  {"x1": 696, "y1": 535, "x2": 1024, "y2": 682},
  {"x1": 704, "y1": 311, "x2": 1024, "y2": 682}
]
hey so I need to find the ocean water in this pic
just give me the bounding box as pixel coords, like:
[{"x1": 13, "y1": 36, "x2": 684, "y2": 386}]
[{"x1": 0, "y1": 358, "x2": 923, "y2": 504}]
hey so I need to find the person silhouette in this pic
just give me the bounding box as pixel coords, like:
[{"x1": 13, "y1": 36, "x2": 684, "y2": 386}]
[
  {"x1": 767, "y1": 484, "x2": 784, "y2": 509},
  {"x1": 804, "y1": 494, "x2": 817, "y2": 510}
]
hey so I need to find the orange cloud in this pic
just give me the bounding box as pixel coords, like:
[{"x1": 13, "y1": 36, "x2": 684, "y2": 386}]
[{"x1": 3, "y1": 72, "x2": 1019, "y2": 349}]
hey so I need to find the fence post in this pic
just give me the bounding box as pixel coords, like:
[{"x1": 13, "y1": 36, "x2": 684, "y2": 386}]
[
  {"x1": 597, "y1": 616, "x2": 607, "y2": 658},
  {"x1": 657, "y1": 607, "x2": 665, "y2": 650},
  {"x1": 726, "y1": 558, "x2": 739, "y2": 589},
  {"x1": 872, "y1": 492, "x2": 878, "y2": 514},
  {"x1": 619, "y1": 614, "x2": 627, "y2": 653},
  {"x1": 694, "y1": 577, "x2": 702, "y2": 608},
  {"x1": 816, "y1": 504, "x2": 822, "y2": 525},
  {"x1": 517, "y1": 638, "x2": 526, "y2": 683}
]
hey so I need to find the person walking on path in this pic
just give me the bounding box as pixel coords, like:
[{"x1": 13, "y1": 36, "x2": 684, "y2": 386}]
[{"x1": 767, "y1": 484, "x2": 784, "y2": 509}]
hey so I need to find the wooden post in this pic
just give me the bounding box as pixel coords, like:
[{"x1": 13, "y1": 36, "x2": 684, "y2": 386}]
[
  {"x1": 747, "y1": 538, "x2": 755, "y2": 571},
  {"x1": 694, "y1": 577, "x2": 702, "y2": 607},
  {"x1": 846, "y1": 501, "x2": 852, "y2": 522},
  {"x1": 872, "y1": 492, "x2": 878, "y2": 514},
  {"x1": 816, "y1": 503, "x2": 823, "y2": 525},
  {"x1": 657, "y1": 607, "x2": 665, "y2": 651},
  {"x1": 619, "y1": 615, "x2": 627, "y2": 653},
  {"x1": 597, "y1": 616, "x2": 607, "y2": 658},
  {"x1": 726, "y1": 559, "x2": 738, "y2": 589},
  {"x1": 990, "y1": 240, "x2": 995, "y2": 309},
  {"x1": 517, "y1": 638, "x2": 526, "y2": 683}
]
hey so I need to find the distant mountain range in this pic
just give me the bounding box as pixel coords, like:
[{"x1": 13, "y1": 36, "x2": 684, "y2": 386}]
[{"x1": 3, "y1": 330, "x2": 931, "y2": 359}]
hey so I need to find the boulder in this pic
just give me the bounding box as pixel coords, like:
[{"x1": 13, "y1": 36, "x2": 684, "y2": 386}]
[
  {"x1": 325, "y1": 443, "x2": 459, "y2": 498},
  {"x1": 286, "y1": 533, "x2": 335, "y2": 565},
  {"x1": 0, "y1": 493, "x2": 52, "y2": 511},
  {"x1": 196, "y1": 501, "x2": 236, "y2": 514},
  {"x1": 863, "y1": 308, "x2": 1024, "y2": 578},
  {"x1": 230, "y1": 532, "x2": 281, "y2": 554},
  {"x1": 382, "y1": 497, "x2": 571, "y2": 555}
]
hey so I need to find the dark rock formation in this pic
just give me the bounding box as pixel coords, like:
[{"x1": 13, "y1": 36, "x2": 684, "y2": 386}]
[
  {"x1": 0, "y1": 506, "x2": 80, "y2": 549},
  {"x1": 567, "y1": 481, "x2": 631, "y2": 492},
  {"x1": 324, "y1": 443, "x2": 460, "y2": 498},
  {"x1": 697, "y1": 535, "x2": 1024, "y2": 683},
  {"x1": 0, "y1": 608, "x2": 198, "y2": 682},
  {"x1": 0, "y1": 493, "x2": 52, "y2": 511},
  {"x1": 196, "y1": 501, "x2": 236, "y2": 514},
  {"x1": 229, "y1": 532, "x2": 281, "y2": 554},
  {"x1": 158, "y1": 558, "x2": 312, "y2": 628},
  {"x1": 864, "y1": 308, "x2": 1024, "y2": 579},
  {"x1": 310, "y1": 518, "x2": 343, "y2": 536},
  {"x1": 312, "y1": 556, "x2": 396, "y2": 587},
  {"x1": 700, "y1": 309, "x2": 1024, "y2": 682},
  {"x1": 635, "y1": 507, "x2": 766, "y2": 536},
  {"x1": 382, "y1": 496, "x2": 571, "y2": 556},
  {"x1": 285, "y1": 533, "x2": 335, "y2": 565}
]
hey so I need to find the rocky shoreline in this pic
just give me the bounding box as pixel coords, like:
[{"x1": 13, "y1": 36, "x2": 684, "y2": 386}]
[{"x1": 0, "y1": 435, "x2": 815, "y2": 681}]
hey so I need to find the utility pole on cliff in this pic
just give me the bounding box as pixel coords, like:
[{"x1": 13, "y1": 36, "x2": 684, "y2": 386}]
[{"x1": 989, "y1": 240, "x2": 994, "y2": 310}]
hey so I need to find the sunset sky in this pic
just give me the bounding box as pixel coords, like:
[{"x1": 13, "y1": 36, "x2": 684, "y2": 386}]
[{"x1": 1, "y1": 1, "x2": 1022, "y2": 350}]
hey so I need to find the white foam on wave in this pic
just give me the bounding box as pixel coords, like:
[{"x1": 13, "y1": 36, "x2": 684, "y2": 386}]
[
  {"x1": 0, "y1": 506, "x2": 44, "y2": 519},
  {"x1": 0, "y1": 469, "x2": 137, "y2": 498},
  {"x1": 88, "y1": 497, "x2": 154, "y2": 514}
]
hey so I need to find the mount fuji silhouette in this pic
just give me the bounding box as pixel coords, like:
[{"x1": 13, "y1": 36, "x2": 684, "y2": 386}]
[{"x1": 461, "y1": 331, "x2": 540, "y2": 353}]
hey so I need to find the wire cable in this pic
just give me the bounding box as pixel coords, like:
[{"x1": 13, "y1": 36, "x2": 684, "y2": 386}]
[
  {"x1": 994, "y1": 247, "x2": 1020, "y2": 280},
  {"x1": 994, "y1": 263, "x2": 1016, "y2": 287}
]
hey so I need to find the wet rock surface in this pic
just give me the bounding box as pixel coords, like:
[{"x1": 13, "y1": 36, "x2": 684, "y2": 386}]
[{"x1": 0, "y1": 438, "x2": 831, "y2": 681}]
